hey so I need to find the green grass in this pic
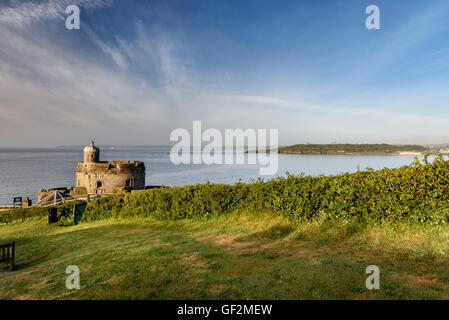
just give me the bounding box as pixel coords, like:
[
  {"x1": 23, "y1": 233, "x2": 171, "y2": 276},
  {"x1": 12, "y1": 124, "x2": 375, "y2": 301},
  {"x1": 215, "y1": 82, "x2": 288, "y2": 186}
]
[{"x1": 1, "y1": 211, "x2": 449, "y2": 300}]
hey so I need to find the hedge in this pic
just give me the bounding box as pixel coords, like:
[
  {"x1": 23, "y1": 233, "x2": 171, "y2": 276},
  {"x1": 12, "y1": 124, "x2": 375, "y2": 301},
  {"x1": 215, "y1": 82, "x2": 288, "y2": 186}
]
[{"x1": 2, "y1": 156, "x2": 449, "y2": 225}]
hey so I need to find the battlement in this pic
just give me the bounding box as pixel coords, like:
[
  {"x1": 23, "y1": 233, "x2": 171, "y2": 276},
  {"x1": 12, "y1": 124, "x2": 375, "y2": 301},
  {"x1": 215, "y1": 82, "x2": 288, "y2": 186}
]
[
  {"x1": 111, "y1": 160, "x2": 145, "y2": 168},
  {"x1": 76, "y1": 160, "x2": 145, "y2": 174}
]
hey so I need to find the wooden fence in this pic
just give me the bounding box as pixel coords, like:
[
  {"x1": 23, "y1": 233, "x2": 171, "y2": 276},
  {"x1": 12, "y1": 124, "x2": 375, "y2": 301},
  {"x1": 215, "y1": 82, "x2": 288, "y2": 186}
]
[{"x1": 0, "y1": 241, "x2": 15, "y2": 271}]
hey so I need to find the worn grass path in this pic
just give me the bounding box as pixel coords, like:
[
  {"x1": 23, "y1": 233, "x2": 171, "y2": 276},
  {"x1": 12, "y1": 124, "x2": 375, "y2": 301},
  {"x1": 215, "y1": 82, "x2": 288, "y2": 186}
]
[{"x1": 1, "y1": 212, "x2": 449, "y2": 299}]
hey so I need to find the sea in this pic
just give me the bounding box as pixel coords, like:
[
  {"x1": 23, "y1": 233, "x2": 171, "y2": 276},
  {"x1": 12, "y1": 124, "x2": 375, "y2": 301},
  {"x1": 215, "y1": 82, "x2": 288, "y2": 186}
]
[{"x1": 0, "y1": 147, "x2": 440, "y2": 206}]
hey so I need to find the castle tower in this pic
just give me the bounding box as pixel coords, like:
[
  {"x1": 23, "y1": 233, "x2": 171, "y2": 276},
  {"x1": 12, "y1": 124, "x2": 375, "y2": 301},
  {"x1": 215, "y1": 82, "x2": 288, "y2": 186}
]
[
  {"x1": 76, "y1": 141, "x2": 145, "y2": 195},
  {"x1": 84, "y1": 141, "x2": 100, "y2": 163}
]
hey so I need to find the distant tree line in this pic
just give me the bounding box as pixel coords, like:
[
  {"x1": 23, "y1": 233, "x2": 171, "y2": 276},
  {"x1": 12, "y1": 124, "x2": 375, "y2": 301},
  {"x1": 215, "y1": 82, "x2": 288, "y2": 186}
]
[{"x1": 278, "y1": 144, "x2": 427, "y2": 154}]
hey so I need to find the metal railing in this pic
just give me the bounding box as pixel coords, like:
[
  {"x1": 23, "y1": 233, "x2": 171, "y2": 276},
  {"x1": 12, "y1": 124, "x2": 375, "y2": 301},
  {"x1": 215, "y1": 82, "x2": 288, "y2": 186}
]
[{"x1": 0, "y1": 241, "x2": 15, "y2": 271}]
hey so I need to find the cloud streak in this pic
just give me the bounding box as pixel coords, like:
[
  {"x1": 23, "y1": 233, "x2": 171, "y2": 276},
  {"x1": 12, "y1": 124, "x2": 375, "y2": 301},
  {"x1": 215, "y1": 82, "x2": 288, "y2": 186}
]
[
  {"x1": 0, "y1": 0, "x2": 112, "y2": 27},
  {"x1": 1, "y1": 1, "x2": 449, "y2": 147},
  {"x1": 0, "y1": 22, "x2": 178, "y2": 147}
]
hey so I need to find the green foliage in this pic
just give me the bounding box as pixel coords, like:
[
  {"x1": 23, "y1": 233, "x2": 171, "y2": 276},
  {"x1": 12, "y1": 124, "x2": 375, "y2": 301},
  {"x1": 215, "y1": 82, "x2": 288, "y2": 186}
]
[
  {"x1": 279, "y1": 143, "x2": 427, "y2": 154},
  {"x1": 83, "y1": 156, "x2": 449, "y2": 224},
  {"x1": 3, "y1": 157, "x2": 449, "y2": 225},
  {"x1": 0, "y1": 201, "x2": 84, "y2": 224},
  {"x1": 83, "y1": 183, "x2": 234, "y2": 221}
]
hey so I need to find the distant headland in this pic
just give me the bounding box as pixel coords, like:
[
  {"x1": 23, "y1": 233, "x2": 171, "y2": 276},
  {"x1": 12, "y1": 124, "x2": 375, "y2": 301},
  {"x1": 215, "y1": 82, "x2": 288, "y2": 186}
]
[{"x1": 276, "y1": 143, "x2": 449, "y2": 155}]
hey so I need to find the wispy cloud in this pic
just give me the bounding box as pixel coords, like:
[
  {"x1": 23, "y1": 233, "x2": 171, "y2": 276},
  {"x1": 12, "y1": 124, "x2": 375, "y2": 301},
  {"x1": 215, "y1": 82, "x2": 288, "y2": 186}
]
[
  {"x1": 84, "y1": 26, "x2": 129, "y2": 70},
  {"x1": 2, "y1": 1, "x2": 449, "y2": 147},
  {"x1": 0, "y1": 0, "x2": 112, "y2": 27},
  {"x1": 0, "y1": 23, "x2": 176, "y2": 146},
  {"x1": 316, "y1": 2, "x2": 449, "y2": 104}
]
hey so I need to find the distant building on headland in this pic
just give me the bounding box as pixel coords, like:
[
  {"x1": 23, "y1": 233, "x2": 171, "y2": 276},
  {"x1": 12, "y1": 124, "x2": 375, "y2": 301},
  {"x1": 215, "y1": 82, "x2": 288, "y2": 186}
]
[
  {"x1": 38, "y1": 141, "x2": 146, "y2": 202},
  {"x1": 397, "y1": 151, "x2": 423, "y2": 156}
]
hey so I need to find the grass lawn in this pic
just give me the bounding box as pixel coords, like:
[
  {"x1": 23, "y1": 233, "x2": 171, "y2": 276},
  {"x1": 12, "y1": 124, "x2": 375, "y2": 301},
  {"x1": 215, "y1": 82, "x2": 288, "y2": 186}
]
[{"x1": 1, "y1": 211, "x2": 449, "y2": 299}]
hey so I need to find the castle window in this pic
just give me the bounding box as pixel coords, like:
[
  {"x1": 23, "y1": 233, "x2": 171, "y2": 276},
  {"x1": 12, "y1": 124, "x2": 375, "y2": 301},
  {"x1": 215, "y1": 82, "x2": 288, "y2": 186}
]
[{"x1": 97, "y1": 181, "x2": 102, "y2": 188}]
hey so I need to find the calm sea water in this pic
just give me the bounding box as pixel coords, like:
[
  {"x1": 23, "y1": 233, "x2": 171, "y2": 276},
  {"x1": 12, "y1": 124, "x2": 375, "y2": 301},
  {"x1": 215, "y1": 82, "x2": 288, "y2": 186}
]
[{"x1": 0, "y1": 147, "x2": 440, "y2": 206}]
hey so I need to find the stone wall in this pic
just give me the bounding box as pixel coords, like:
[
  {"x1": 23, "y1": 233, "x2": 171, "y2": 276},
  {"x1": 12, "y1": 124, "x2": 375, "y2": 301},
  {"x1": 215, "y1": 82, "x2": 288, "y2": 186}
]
[
  {"x1": 38, "y1": 187, "x2": 87, "y2": 203},
  {"x1": 75, "y1": 161, "x2": 145, "y2": 195},
  {"x1": 38, "y1": 188, "x2": 70, "y2": 202}
]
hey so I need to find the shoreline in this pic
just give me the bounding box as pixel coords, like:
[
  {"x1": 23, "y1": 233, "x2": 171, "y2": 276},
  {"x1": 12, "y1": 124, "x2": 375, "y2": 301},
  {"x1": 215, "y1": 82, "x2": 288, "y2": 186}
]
[{"x1": 277, "y1": 151, "x2": 428, "y2": 156}]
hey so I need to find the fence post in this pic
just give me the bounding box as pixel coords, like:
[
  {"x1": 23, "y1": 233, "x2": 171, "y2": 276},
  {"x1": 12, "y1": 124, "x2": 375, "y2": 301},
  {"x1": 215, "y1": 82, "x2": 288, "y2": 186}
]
[
  {"x1": 10, "y1": 241, "x2": 15, "y2": 271},
  {"x1": 6, "y1": 245, "x2": 10, "y2": 269}
]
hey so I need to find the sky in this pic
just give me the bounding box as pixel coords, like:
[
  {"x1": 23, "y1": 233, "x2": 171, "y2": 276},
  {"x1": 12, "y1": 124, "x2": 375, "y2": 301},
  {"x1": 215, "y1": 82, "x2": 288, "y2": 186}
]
[{"x1": 1, "y1": 0, "x2": 449, "y2": 147}]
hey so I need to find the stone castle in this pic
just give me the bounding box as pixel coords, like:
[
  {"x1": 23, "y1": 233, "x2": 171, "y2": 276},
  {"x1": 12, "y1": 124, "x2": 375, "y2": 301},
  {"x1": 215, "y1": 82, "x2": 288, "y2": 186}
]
[
  {"x1": 38, "y1": 141, "x2": 146, "y2": 202},
  {"x1": 75, "y1": 141, "x2": 146, "y2": 195}
]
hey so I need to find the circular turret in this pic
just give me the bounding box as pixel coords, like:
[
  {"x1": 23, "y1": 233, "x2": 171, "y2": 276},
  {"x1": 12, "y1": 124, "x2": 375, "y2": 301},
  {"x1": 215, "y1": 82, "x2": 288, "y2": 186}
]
[{"x1": 84, "y1": 141, "x2": 100, "y2": 163}]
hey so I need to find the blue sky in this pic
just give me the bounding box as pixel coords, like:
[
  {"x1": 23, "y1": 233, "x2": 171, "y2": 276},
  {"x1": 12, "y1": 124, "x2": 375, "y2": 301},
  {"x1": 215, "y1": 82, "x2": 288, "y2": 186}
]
[{"x1": 1, "y1": 0, "x2": 449, "y2": 147}]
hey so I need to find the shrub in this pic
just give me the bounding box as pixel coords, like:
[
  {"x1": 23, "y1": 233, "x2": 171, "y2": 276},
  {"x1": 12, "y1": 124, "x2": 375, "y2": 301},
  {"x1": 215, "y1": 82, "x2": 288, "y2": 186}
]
[
  {"x1": 3, "y1": 156, "x2": 449, "y2": 224},
  {"x1": 0, "y1": 201, "x2": 84, "y2": 224},
  {"x1": 82, "y1": 156, "x2": 449, "y2": 223}
]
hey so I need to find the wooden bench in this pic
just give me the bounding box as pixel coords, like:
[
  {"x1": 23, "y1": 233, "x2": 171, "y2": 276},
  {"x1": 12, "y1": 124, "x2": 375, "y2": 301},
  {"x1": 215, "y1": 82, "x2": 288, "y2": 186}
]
[{"x1": 0, "y1": 241, "x2": 15, "y2": 271}]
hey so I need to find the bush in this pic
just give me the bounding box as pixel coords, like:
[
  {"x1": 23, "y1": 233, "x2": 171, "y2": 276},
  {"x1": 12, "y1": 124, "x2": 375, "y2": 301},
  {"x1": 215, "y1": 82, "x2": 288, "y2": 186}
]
[
  {"x1": 83, "y1": 156, "x2": 449, "y2": 224},
  {"x1": 3, "y1": 156, "x2": 449, "y2": 225},
  {"x1": 0, "y1": 201, "x2": 84, "y2": 224}
]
